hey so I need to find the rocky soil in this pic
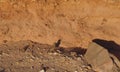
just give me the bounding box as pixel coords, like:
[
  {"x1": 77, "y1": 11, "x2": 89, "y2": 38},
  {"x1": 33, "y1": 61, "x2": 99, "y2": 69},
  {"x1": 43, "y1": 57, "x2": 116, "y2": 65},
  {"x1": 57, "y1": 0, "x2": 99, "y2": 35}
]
[
  {"x1": 0, "y1": 40, "x2": 120, "y2": 72},
  {"x1": 0, "y1": 40, "x2": 94, "y2": 72}
]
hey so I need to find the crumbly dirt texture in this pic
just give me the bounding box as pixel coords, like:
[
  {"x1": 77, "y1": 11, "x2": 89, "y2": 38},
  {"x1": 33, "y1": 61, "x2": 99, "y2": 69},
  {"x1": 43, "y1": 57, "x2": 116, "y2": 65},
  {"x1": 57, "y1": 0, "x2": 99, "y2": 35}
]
[
  {"x1": 0, "y1": 0, "x2": 120, "y2": 72},
  {"x1": 0, "y1": 0, "x2": 120, "y2": 48},
  {"x1": 0, "y1": 40, "x2": 94, "y2": 72}
]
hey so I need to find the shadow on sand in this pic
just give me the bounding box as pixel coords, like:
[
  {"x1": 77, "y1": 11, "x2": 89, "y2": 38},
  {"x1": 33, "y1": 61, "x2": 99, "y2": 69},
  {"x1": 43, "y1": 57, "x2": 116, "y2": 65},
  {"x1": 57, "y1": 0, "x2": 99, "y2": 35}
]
[
  {"x1": 58, "y1": 47, "x2": 87, "y2": 56},
  {"x1": 93, "y1": 39, "x2": 120, "y2": 60}
]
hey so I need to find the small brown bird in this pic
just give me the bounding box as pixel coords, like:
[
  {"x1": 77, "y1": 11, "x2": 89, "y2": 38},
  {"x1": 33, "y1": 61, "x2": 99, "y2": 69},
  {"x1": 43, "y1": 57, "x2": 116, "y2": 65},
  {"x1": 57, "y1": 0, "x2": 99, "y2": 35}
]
[
  {"x1": 48, "y1": 39, "x2": 62, "y2": 53},
  {"x1": 55, "y1": 39, "x2": 61, "y2": 47}
]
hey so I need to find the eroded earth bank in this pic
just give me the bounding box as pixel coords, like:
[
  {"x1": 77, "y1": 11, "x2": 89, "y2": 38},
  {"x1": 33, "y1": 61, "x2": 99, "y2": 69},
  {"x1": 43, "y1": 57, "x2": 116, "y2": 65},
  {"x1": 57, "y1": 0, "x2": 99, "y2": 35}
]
[
  {"x1": 0, "y1": 0, "x2": 120, "y2": 72},
  {"x1": 1, "y1": 0, "x2": 120, "y2": 47}
]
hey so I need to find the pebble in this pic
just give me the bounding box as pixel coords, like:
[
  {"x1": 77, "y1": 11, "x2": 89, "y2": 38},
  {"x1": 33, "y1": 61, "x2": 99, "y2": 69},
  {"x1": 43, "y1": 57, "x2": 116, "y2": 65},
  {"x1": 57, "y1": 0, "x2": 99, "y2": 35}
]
[
  {"x1": 53, "y1": 52, "x2": 58, "y2": 55},
  {"x1": 39, "y1": 69, "x2": 45, "y2": 72}
]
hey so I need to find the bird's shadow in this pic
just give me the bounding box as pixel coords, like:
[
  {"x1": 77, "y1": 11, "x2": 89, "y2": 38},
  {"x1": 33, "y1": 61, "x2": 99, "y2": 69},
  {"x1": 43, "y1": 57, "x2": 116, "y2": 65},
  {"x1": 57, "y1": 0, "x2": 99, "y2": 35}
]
[
  {"x1": 93, "y1": 39, "x2": 120, "y2": 60},
  {"x1": 58, "y1": 46, "x2": 87, "y2": 56}
]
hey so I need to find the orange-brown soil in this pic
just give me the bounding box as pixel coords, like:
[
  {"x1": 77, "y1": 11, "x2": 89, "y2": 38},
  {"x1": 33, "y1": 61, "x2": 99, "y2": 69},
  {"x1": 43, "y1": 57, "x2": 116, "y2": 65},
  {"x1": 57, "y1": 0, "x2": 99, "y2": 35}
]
[{"x1": 1, "y1": 0, "x2": 120, "y2": 48}]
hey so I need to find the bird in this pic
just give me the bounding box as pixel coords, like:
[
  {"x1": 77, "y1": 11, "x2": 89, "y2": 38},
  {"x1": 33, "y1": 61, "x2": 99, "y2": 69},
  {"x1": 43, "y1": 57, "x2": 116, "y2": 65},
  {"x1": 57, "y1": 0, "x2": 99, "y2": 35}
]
[{"x1": 55, "y1": 39, "x2": 61, "y2": 47}]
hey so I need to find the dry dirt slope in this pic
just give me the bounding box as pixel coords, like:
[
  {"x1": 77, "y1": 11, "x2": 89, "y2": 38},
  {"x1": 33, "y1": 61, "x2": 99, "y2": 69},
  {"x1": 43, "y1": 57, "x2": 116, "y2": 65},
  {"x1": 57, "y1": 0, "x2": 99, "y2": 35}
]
[{"x1": 0, "y1": 0, "x2": 120, "y2": 47}]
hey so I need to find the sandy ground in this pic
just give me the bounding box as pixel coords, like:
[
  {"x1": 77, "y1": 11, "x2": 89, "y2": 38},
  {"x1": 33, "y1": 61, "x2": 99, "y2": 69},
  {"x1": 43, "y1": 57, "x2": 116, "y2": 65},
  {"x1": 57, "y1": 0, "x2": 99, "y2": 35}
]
[{"x1": 0, "y1": 0, "x2": 120, "y2": 48}]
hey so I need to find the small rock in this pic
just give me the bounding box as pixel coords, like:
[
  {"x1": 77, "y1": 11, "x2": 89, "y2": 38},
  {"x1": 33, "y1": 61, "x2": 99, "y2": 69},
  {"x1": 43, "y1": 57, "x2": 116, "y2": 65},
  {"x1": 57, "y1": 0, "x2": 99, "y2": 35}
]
[
  {"x1": 0, "y1": 67, "x2": 5, "y2": 72},
  {"x1": 39, "y1": 69, "x2": 45, "y2": 72},
  {"x1": 53, "y1": 52, "x2": 58, "y2": 55},
  {"x1": 85, "y1": 42, "x2": 114, "y2": 72}
]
